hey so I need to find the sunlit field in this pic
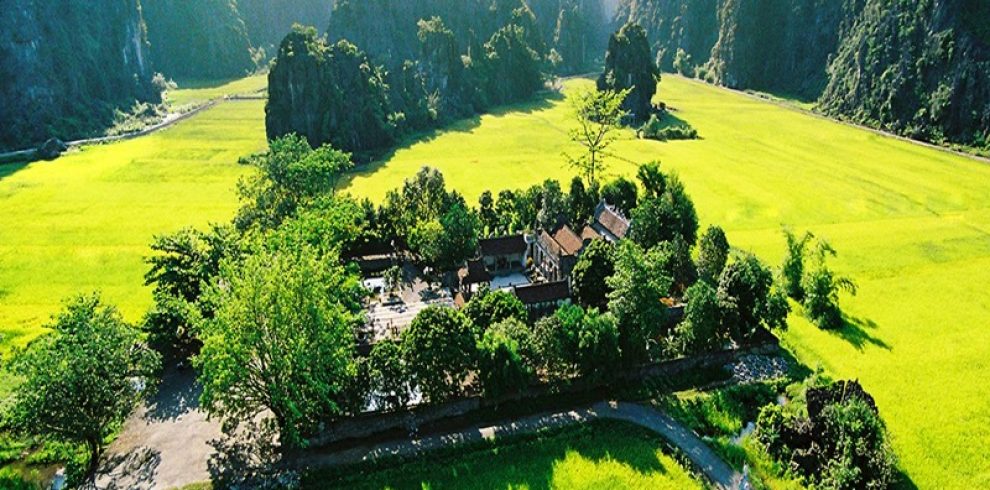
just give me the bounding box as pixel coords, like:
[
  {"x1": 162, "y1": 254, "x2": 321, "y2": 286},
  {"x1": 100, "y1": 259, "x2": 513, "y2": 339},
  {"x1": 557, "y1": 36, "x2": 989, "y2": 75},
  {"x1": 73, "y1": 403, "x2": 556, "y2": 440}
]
[
  {"x1": 3, "y1": 73, "x2": 990, "y2": 487},
  {"x1": 165, "y1": 74, "x2": 268, "y2": 108},
  {"x1": 345, "y1": 76, "x2": 990, "y2": 488},
  {"x1": 306, "y1": 421, "x2": 703, "y2": 489},
  {"x1": 0, "y1": 100, "x2": 265, "y2": 353}
]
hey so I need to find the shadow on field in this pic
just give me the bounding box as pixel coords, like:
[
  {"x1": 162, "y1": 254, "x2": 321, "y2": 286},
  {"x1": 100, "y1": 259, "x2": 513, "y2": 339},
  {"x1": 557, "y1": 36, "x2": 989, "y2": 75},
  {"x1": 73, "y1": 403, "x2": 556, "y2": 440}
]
[
  {"x1": 342, "y1": 91, "x2": 565, "y2": 185},
  {"x1": 831, "y1": 315, "x2": 892, "y2": 351},
  {"x1": 0, "y1": 161, "x2": 28, "y2": 183},
  {"x1": 299, "y1": 420, "x2": 673, "y2": 489}
]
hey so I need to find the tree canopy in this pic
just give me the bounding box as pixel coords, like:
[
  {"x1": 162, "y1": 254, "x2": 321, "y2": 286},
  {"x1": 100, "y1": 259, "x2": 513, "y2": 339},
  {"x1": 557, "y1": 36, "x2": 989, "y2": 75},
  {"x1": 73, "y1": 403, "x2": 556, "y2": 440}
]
[
  {"x1": 6, "y1": 294, "x2": 160, "y2": 473},
  {"x1": 194, "y1": 246, "x2": 365, "y2": 447}
]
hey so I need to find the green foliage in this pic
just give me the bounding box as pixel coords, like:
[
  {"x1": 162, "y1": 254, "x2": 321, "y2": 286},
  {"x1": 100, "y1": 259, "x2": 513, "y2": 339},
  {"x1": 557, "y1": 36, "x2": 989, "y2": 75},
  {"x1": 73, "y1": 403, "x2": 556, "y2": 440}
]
[
  {"x1": 235, "y1": 134, "x2": 353, "y2": 231},
  {"x1": 780, "y1": 229, "x2": 815, "y2": 300},
  {"x1": 636, "y1": 160, "x2": 667, "y2": 199},
  {"x1": 570, "y1": 239, "x2": 616, "y2": 310},
  {"x1": 552, "y1": 305, "x2": 621, "y2": 380},
  {"x1": 598, "y1": 22, "x2": 659, "y2": 120},
  {"x1": 6, "y1": 294, "x2": 160, "y2": 472},
  {"x1": 565, "y1": 88, "x2": 630, "y2": 187},
  {"x1": 631, "y1": 172, "x2": 699, "y2": 248},
  {"x1": 638, "y1": 114, "x2": 699, "y2": 141},
  {"x1": 755, "y1": 381, "x2": 895, "y2": 489},
  {"x1": 478, "y1": 190, "x2": 498, "y2": 234},
  {"x1": 672, "y1": 48, "x2": 693, "y2": 75},
  {"x1": 143, "y1": 0, "x2": 255, "y2": 80},
  {"x1": 368, "y1": 341, "x2": 410, "y2": 412},
  {"x1": 717, "y1": 253, "x2": 789, "y2": 343},
  {"x1": 802, "y1": 241, "x2": 857, "y2": 330},
  {"x1": 194, "y1": 246, "x2": 364, "y2": 447},
  {"x1": 673, "y1": 280, "x2": 721, "y2": 354},
  {"x1": 535, "y1": 180, "x2": 567, "y2": 230},
  {"x1": 401, "y1": 306, "x2": 478, "y2": 403},
  {"x1": 567, "y1": 176, "x2": 596, "y2": 225},
  {"x1": 476, "y1": 327, "x2": 535, "y2": 398},
  {"x1": 600, "y1": 177, "x2": 638, "y2": 215},
  {"x1": 655, "y1": 235, "x2": 698, "y2": 294},
  {"x1": 607, "y1": 241, "x2": 674, "y2": 364},
  {"x1": 482, "y1": 24, "x2": 545, "y2": 107},
  {"x1": 380, "y1": 166, "x2": 458, "y2": 244},
  {"x1": 409, "y1": 203, "x2": 480, "y2": 272},
  {"x1": 463, "y1": 286, "x2": 527, "y2": 331},
  {"x1": 697, "y1": 225, "x2": 730, "y2": 285}
]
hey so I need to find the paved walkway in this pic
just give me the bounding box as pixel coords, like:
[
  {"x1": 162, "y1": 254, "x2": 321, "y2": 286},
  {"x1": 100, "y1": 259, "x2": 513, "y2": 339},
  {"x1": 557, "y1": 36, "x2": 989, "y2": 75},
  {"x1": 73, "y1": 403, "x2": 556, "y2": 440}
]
[{"x1": 292, "y1": 401, "x2": 745, "y2": 490}]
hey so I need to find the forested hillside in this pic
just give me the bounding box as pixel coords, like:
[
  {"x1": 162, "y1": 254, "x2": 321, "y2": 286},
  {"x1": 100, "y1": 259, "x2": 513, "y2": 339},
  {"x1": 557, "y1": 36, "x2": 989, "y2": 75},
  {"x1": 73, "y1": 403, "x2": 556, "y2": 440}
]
[
  {"x1": 142, "y1": 0, "x2": 255, "y2": 81},
  {"x1": 326, "y1": 0, "x2": 608, "y2": 75},
  {"x1": 819, "y1": 0, "x2": 990, "y2": 149},
  {"x1": 617, "y1": 0, "x2": 990, "y2": 150},
  {"x1": 0, "y1": 0, "x2": 160, "y2": 151}
]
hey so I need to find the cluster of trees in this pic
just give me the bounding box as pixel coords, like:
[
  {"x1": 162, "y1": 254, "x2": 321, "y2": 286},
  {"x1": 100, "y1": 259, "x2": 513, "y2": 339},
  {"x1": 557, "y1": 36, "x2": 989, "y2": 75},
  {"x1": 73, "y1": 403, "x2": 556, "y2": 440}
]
[
  {"x1": 597, "y1": 22, "x2": 660, "y2": 121},
  {"x1": 756, "y1": 378, "x2": 896, "y2": 489},
  {"x1": 266, "y1": 16, "x2": 546, "y2": 156},
  {"x1": 780, "y1": 230, "x2": 856, "y2": 330}
]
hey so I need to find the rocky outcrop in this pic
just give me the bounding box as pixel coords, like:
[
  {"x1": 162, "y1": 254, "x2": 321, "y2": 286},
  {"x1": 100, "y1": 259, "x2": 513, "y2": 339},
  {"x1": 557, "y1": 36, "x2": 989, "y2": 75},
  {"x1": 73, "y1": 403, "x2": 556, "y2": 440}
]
[
  {"x1": 598, "y1": 22, "x2": 659, "y2": 120},
  {"x1": 265, "y1": 27, "x2": 396, "y2": 155},
  {"x1": 819, "y1": 0, "x2": 990, "y2": 149},
  {"x1": 613, "y1": 0, "x2": 718, "y2": 73},
  {"x1": 0, "y1": 0, "x2": 160, "y2": 151}
]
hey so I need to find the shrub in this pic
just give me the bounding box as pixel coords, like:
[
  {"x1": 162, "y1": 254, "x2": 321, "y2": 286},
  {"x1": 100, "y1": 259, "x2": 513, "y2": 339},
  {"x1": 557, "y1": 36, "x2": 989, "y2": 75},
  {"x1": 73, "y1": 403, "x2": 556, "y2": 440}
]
[{"x1": 638, "y1": 114, "x2": 699, "y2": 141}]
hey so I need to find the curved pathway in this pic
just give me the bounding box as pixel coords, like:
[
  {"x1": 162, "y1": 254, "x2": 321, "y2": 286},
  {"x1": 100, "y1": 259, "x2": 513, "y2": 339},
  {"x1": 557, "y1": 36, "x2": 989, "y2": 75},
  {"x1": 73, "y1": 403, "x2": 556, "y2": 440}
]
[{"x1": 293, "y1": 400, "x2": 744, "y2": 490}]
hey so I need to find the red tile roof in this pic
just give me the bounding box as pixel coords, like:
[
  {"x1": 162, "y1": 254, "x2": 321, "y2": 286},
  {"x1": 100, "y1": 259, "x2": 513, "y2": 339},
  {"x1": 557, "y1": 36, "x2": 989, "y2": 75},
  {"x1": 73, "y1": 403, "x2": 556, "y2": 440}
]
[{"x1": 553, "y1": 225, "x2": 584, "y2": 256}]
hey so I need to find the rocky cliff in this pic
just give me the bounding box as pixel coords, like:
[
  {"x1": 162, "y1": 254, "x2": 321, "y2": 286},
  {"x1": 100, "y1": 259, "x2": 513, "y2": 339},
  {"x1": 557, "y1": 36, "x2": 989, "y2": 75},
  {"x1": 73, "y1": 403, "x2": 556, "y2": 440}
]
[
  {"x1": 0, "y1": 0, "x2": 160, "y2": 151},
  {"x1": 819, "y1": 0, "x2": 990, "y2": 148},
  {"x1": 142, "y1": 0, "x2": 255, "y2": 80},
  {"x1": 617, "y1": 0, "x2": 990, "y2": 150},
  {"x1": 237, "y1": 0, "x2": 332, "y2": 53}
]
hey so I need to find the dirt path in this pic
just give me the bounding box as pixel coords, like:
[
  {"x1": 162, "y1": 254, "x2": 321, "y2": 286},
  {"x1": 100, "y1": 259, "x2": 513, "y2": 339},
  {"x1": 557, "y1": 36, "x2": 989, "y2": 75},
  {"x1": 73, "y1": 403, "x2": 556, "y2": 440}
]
[{"x1": 289, "y1": 401, "x2": 745, "y2": 490}]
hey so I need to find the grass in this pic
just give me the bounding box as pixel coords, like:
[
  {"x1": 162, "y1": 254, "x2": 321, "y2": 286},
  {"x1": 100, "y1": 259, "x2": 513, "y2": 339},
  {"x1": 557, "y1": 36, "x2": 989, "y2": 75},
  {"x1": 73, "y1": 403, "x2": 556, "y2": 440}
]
[
  {"x1": 0, "y1": 100, "x2": 265, "y2": 356},
  {"x1": 165, "y1": 74, "x2": 268, "y2": 108},
  {"x1": 2, "y1": 73, "x2": 990, "y2": 487},
  {"x1": 305, "y1": 420, "x2": 703, "y2": 489},
  {"x1": 343, "y1": 76, "x2": 990, "y2": 488}
]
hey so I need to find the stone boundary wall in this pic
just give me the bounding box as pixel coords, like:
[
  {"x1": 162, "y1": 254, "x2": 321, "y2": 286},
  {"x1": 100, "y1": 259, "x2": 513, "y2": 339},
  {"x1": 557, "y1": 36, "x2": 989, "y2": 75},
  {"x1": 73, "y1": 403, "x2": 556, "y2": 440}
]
[{"x1": 308, "y1": 331, "x2": 780, "y2": 448}]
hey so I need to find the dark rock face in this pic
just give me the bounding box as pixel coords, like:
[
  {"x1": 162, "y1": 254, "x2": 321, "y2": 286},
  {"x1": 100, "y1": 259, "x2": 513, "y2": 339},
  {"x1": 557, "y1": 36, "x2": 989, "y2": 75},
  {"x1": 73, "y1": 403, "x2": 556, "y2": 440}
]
[
  {"x1": 237, "y1": 0, "x2": 332, "y2": 52},
  {"x1": 265, "y1": 28, "x2": 395, "y2": 155},
  {"x1": 613, "y1": 0, "x2": 719, "y2": 73},
  {"x1": 0, "y1": 0, "x2": 160, "y2": 151},
  {"x1": 819, "y1": 0, "x2": 990, "y2": 149},
  {"x1": 142, "y1": 0, "x2": 255, "y2": 80},
  {"x1": 598, "y1": 23, "x2": 659, "y2": 120}
]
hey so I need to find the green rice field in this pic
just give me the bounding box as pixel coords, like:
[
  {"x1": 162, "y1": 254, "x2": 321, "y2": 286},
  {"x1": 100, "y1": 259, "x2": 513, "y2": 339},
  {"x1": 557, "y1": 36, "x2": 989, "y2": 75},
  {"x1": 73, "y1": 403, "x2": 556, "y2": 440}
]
[
  {"x1": 0, "y1": 99, "x2": 264, "y2": 352},
  {"x1": 2, "y1": 74, "x2": 990, "y2": 487},
  {"x1": 307, "y1": 420, "x2": 703, "y2": 489}
]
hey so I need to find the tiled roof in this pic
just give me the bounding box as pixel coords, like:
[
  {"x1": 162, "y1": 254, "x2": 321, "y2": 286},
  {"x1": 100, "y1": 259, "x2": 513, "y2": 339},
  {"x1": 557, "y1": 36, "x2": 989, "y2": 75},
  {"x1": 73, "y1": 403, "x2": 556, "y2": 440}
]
[
  {"x1": 479, "y1": 235, "x2": 527, "y2": 256},
  {"x1": 581, "y1": 225, "x2": 602, "y2": 241},
  {"x1": 594, "y1": 201, "x2": 631, "y2": 239},
  {"x1": 553, "y1": 225, "x2": 584, "y2": 255},
  {"x1": 513, "y1": 280, "x2": 571, "y2": 304}
]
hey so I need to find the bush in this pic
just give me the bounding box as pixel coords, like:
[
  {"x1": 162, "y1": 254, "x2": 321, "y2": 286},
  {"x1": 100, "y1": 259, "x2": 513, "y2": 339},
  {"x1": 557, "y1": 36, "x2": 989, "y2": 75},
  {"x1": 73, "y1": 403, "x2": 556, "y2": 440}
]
[{"x1": 638, "y1": 114, "x2": 699, "y2": 141}]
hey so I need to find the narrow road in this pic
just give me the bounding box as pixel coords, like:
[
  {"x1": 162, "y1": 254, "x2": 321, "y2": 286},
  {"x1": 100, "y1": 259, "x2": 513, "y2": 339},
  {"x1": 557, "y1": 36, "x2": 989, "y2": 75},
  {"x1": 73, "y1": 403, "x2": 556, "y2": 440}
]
[{"x1": 292, "y1": 401, "x2": 745, "y2": 490}]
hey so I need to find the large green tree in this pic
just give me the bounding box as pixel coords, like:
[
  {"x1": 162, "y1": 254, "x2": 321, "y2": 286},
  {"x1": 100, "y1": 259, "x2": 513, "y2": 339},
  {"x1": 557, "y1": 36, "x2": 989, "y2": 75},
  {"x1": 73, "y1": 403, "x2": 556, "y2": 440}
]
[
  {"x1": 194, "y1": 246, "x2": 365, "y2": 447},
  {"x1": 6, "y1": 294, "x2": 160, "y2": 474},
  {"x1": 717, "y1": 253, "x2": 789, "y2": 343},
  {"x1": 802, "y1": 240, "x2": 857, "y2": 330},
  {"x1": 697, "y1": 225, "x2": 730, "y2": 285},
  {"x1": 630, "y1": 172, "x2": 699, "y2": 248},
  {"x1": 463, "y1": 286, "x2": 528, "y2": 331},
  {"x1": 235, "y1": 134, "x2": 353, "y2": 231},
  {"x1": 607, "y1": 241, "x2": 675, "y2": 364},
  {"x1": 401, "y1": 306, "x2": 478, "y2": 403},
  {"x1": 673, "y1": 281, "x2": 722, "y2": 354},
  {"x1": 570, "y1": 238, "x2": 616, "y2": 310},
  {"x1": 780, "y1": 228, "x2": 815, "y2": 300},
  {"x1": 367, "y1": 341, "x2": 410, "y2": 412}
]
